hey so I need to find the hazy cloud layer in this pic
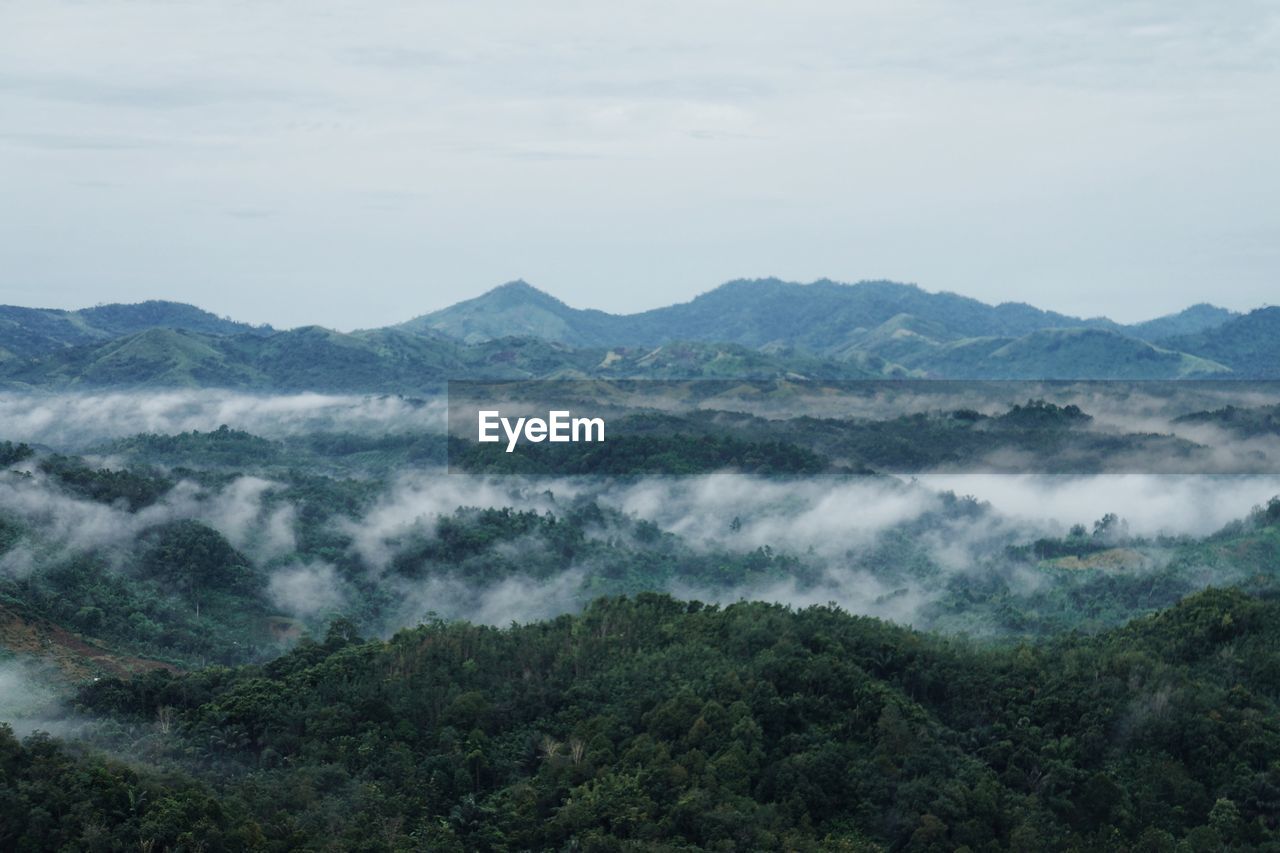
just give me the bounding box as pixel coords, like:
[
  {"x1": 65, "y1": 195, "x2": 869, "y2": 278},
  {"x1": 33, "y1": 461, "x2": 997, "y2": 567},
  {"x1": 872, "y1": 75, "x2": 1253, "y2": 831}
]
[
  {"x1": 916, "y1": 473, "x2": 1280, "y2": 538},
  {"x1": 386, "y1": 568, "x2": 588, "y2": 630},
  {"x1": 3, "y1": 389, "x2": 1279, "y2": 634},
  {"x1": 0, "y1": 658, "x2": 79, "y2": 737},
  {"x1": 0, "y1": 391, "x2": 442, "y2": 448},
  {"x1": 2, "y1": 0, "x2": 1278, "y2": 325},
  {"x1": 0, "y1": 471, "x2": 293, "y2": 571},
  {"x1": 267, "y1": 560, "x2": 348, "y2": 618}
]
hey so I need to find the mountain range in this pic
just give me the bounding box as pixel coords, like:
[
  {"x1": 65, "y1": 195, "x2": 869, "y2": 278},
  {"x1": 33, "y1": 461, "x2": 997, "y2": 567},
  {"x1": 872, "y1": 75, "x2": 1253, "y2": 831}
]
[
  {"x1": 403, "y1": 279, "x2": 1233, "y2": 348},
  {"x1": 0, "y1": 300, "x2": 272, "y2": 361},
  {"x1": 0, "y1": 279, "x2": 1275, "y2": 388}
]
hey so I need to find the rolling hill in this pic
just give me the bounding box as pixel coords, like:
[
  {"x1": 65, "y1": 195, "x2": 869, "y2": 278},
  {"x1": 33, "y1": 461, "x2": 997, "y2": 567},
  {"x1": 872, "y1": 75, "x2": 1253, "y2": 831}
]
[
  {"x1": 1160, "y1": 307, "x2": 1280, "y2": 377},
  {"x1": 0, "y1": 280, "x2": 1268, "y2": 385},
  {"x1": 396, "y1": 278, "x2": 1253, "y2": 378},
  {"x1": 402, "y1": 278, "x2": 1131, "y2": 352},
  {"x1": 0, "y1": 298, "x2": 272, "y2": 361},
  {"x1": 0, "y1": 328, "x2": 883, "y2": 391},
  {"x1": 0, "y1": 299, "x2": 272, "y2": 360},
  {"x1": 1126, "y1": 302, "x2": 1239, "y2": 341},
  {"x1": 906, "y1": 327, "x2": 1231, "y2": 379}
]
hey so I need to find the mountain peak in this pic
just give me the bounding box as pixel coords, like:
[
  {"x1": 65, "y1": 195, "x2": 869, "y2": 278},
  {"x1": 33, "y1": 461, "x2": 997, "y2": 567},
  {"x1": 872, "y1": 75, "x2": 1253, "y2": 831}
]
[
  {"x1": 1130, "y1": 302, "x2": 1238, "y2": 342},
  {"x1": 398, "y1": 280, "x2": 596, "y2": 344},
  {"x1": 494, "y1": 278, "x2": 534, "y2": 291},
  {"x1": 476, "y1": 280, "x2": 570, "y2": 308}
]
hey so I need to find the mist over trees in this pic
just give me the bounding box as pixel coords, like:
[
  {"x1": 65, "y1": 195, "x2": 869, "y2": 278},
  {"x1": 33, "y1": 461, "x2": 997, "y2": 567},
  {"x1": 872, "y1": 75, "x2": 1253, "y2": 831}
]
[{"x1": 2, "y1": 365, "x2": 1280, "y2": 849}]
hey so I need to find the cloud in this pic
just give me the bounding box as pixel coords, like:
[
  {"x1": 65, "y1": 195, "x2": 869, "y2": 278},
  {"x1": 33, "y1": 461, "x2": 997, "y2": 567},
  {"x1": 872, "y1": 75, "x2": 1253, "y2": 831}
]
[
  {"x1": 386, "y1": 568, "x2": 587, "y2": 629},
  {"x1": 0, "y1": 391, "x2": 443, "y2": 448},
  {"x1": 3, "y1": 389, "x2": 1279, "y2": 639},
  {"x1": 915, "y1": 473, "x2": 1280, "y2": 538},
  {"x1": 267, "y1": 561, "x2": 347, "y2": 618},
  {"x1": 2, "y1": 0, "x2": 1278, "y2": 326},
  {"x1": 0, "y1": 470, "x2": 297, "y2": 567},
  {"x1": 0, "y1": 658, "x2": 80, "y2": 738},
  {"x1": 339, "y1": 472, "x2": 561, "y2": 572},
  {"x1": 601, "y1": 473, "x2": 938, "y2": 558}
]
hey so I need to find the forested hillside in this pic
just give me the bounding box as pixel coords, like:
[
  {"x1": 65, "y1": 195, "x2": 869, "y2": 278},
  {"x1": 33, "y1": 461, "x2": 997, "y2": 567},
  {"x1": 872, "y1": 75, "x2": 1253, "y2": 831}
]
[
  {"x1": 2, "y1": 280, "x2": 1279, "y2": 851},
  {"x1": 0, "y1": 281, "x2": 1268, "y2": 385},
  {"x1": 400, "y1": 280, "x2": 1247, "y2": 378},
  {"x1": 0, "y1": 301, "x2": 271, "y2": 360},
  {"x1": 4, "y1": 587, "x2": 1280, "y2": 851},
  {"x1": 0, "y1": 328, "x2": 889, "y2": 391}
]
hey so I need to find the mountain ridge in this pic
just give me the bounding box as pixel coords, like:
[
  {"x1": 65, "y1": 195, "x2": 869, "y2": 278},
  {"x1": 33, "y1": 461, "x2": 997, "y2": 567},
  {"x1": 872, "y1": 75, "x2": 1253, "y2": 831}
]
[
  {"x1": 403, "y1": 278, "x2": 1241, "y2": 355},
  {"x1": 0, "y1": 280, "x2": 1270, "y2": 384},
  {"x1": 403, "y1": 278, "x2": 1126, "y2": 350},
  {"x1": 0, "y1": 299, "x2": 273, "y2": 360}
]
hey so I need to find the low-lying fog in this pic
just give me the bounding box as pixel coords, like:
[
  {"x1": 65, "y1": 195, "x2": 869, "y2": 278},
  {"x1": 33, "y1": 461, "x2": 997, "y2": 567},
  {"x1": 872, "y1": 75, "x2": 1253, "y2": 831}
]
[
  {"x1": 2, "y1": 390, "x2": 1278, "y2": 645},
  {"x1": 0, "y1": 391, "x2": 445, "y2": 448}
]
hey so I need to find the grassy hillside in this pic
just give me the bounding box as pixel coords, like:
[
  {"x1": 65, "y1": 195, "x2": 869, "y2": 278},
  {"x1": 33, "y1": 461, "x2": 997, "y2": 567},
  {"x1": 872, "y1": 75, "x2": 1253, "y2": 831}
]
[
  {"x1": 405, "y1": 278, "x2": 1125, "y2": 353},
  {"x1": 1162, "y1": 307, "x2": 1280, "y2": 377},
  {"x1": 0, "y1": 300, "x2": 271, "y2": 359},
  {"x1": 908, "y1": 328, "x2": 1231, "y2": 379},
  {"x1": 0, "y1": 329, "x2": 884, "y2": 391},
  {"x1": 0, "y1": 286, "x2": 1262, "y2": 384},
  {"x1": 1126, "y1": 303, "x2": 1238, "y2": 342}
]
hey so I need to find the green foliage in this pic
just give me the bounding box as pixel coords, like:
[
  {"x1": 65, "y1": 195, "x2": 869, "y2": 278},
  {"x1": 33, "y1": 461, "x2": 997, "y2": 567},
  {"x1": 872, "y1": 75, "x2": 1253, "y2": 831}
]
[
  {"x1": 105, "y1": 425, "x2": 285, "y2": 468},
  {"x1": 993, "y1": 399, "x2": 1091, "y2": 429},
  {"x1": 34, "y1": 588, "x2": 1280, "y2": 850},
  {"x1": 1175, "y1": 403, "x2": 1280, "y2": 437},
  {"x1": 0, "y1": 441, "x2": 34, "y2": 467},
  {"x1": 1163, "y1": 307, "x2": 1280, "y2": 377},
  {"x1": 37, "y1": 454, "x2": 173, "y2": 511},
  {"x1": 139, "y1": 520, "x2": 262, "y2": 600},
  {"x1": 0, "y1": 299, "x2": 270, "y2": 359},
  {"x1": 453, "y1": 433, "x2": 829, "y2": 475}
]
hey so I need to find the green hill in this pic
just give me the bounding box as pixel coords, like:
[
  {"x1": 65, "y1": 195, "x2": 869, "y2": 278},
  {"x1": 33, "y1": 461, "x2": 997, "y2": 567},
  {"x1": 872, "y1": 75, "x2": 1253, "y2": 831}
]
[
  {"x1": 405, "y1": 278, "x2": 1124, "y2": 354},
  {"x1": 398, "y1": 280, "x2": 621, "y2": 345},
  {"x1": 0, "y1": 328, "x2": 882, "y2": 391},
  {"x1": 1161, "y1": 307, "x2": 1280, "y2": 377},
  {"x1": 5, "y1": 586, "x2": 1276, "y2": 850},
  {"x1": 910, "y1": 328, "x2": 1231, "y2": 379},
  {"x1": 398, "y1": 280, "x2": 1252, "y2": 380},
  {"x1": 1127, "y1": 303, "x2": 1238, "y2": 341},
  {"x1": 0, "y1": 300, "x2": 271, "y2": 359},
  {"x1": 0, "y1": 285, "x2": 1266, "y2": 384}
]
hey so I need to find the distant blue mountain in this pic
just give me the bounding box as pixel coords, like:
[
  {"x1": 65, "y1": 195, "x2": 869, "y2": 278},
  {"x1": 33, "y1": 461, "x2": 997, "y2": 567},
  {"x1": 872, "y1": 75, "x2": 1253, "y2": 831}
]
[
  {"x1": 0, "y1": 300, "x2": 273, "y2": 360},
  {"x1": 399, "y1": 278, "x2": 1244, "y2": 378},
  {"x1": 0, "y1": 281, "x2": 1265, "y2": 384}
]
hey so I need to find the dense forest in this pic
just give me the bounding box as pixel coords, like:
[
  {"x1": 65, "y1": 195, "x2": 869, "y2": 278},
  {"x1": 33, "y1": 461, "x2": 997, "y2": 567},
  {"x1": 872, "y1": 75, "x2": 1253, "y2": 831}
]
[
  {"x1": 5, "y1": 587, "x2": 1280, "y2": 850},
  {"x1": 4, "y1": 385, "x2": 1280, "y2": 850},
  {"x1": 8, "y1": 2, "x2": 1280, "y2": 843}
]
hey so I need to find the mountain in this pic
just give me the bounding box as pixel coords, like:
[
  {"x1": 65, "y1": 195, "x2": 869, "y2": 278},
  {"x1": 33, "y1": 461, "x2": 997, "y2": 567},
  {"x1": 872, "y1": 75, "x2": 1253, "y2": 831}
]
[
  {"x1": 0, "y1": 283, "x2": 1268, "y2": 385},
  {"x1": 8, "y1": 327, "x2": 262, "y2": 387},
  {"x1": 906, "y1": 327, "x2": 1231, "y2": 379},
  {"x1": 0, "y1": 328, "x2": 883, "y2": 391},
  {"x1": 1160, "y1": 307, "x2": 1280, "y2": 377},
  {"x1": 405, "y1": 278, "x2": 1125, "y2": 353},
  {"x1": 398, "y1": 279, "x2": 1267, "y2": 380},
  {"x1": 398, "y1": 280, "x2": 620, "y2": 345},
  {"x1": 0, "y1": 299, "x2": 272, "y2": 360},
  {"x1": 1127, "y1": 303, "x2": 1238, "y2": 342}
]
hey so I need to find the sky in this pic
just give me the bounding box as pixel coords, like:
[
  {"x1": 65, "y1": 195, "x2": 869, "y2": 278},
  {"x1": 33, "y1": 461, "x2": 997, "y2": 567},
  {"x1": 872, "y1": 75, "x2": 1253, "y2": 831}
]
[{"x1": 1, "y1": 0, "x2": 1277, "y2": 330}]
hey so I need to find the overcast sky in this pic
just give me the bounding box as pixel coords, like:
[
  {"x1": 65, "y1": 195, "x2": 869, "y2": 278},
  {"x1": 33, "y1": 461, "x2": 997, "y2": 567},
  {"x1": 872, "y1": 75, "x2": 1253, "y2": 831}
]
[{"x1": 1, "y1": 1, "x2": 1277, "y2": 329}]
